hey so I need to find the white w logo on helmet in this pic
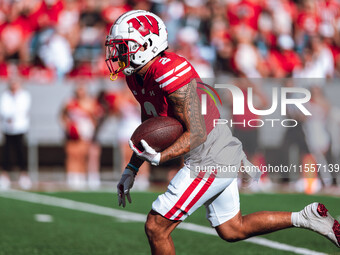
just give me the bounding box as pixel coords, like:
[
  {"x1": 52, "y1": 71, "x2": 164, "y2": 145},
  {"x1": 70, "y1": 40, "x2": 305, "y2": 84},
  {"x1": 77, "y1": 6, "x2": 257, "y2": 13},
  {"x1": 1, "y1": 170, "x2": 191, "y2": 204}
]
[
  {"x1": 105, "y1": 10, "x2": 168, "y2": 78},
  {"x1": 127, "y1": 15, "x2": 160, "y2": 37}
]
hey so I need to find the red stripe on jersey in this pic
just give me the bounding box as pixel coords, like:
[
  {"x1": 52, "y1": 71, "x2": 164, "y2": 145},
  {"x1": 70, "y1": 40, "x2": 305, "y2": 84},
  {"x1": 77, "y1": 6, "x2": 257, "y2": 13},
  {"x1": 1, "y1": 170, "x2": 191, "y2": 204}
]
[
  {"x1": 164, "y1": 171, "x2": 206, "y2": 219},
  {"x1": 173, "y1": 170, "x2": 217, "y2": 221}
]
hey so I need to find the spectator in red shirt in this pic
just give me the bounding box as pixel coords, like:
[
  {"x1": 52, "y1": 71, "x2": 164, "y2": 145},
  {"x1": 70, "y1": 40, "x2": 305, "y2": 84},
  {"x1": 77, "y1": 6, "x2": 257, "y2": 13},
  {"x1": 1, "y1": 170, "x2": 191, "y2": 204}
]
[
  {"x1": 28, "y1": 0, "x2": 64, "y2": 31},
  {"x1": 0, "y1": 2, "x2": 34, "y2": 61},
  {"x1": 268, "y1": 34, "x2": 302, "y2": 77},
  {"x1": 227, "y1": 0, "x2": 262, "y2": 30},
  {"x1": 296, "y1": 0, "x2": 320, "y2": 35}
]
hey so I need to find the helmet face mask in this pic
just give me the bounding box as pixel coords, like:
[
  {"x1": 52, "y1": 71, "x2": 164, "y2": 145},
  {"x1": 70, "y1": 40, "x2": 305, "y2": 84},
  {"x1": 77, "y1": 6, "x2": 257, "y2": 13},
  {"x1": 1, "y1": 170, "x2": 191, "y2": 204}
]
[
  {"x1": 105, "y1": 38, "x2": 142, "y2": 76},
  {"x1": 105, "y1": 10, "x2": 168, "y2": 77}
]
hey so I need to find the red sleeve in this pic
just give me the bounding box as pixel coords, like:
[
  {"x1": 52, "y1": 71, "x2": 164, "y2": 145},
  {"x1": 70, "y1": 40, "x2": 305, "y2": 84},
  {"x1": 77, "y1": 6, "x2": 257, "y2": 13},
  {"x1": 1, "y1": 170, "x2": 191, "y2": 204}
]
[{"x1": 153, "y1": 54, "x2": 199, "y2": 95}]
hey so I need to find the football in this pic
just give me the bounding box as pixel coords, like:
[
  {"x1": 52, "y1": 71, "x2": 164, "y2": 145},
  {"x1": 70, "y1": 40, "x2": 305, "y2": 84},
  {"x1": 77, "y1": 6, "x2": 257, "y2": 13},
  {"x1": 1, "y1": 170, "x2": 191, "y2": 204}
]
[{"x1": 130, "y1": 116, "x2": 183, "y2": 152}]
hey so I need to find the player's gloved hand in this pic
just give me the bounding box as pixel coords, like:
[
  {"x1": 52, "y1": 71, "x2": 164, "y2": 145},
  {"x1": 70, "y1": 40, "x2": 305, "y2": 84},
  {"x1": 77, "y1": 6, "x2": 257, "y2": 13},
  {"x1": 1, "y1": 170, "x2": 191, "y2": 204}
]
[
  {"x1": 117, "y1": 168, "x2": 136, "y2": 207},
  {"x1": 129, "y1": 139, "x2": 161, "y2": 166}
]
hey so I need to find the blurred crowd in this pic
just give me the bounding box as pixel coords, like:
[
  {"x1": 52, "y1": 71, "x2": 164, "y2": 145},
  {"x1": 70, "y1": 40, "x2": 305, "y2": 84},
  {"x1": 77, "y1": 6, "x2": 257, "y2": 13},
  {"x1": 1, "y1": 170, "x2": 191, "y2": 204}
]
[{"x1": 0, "y1": 0, "x2": 340, "y2": 81}]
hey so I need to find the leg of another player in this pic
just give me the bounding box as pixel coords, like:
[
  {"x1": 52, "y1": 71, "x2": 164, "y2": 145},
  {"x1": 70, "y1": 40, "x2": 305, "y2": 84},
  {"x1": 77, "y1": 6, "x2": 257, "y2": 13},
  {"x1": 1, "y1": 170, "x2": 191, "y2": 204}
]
[
  {"x1": 215, "y1": 210, "x2": 292, "y2": 242},
  {"x1": 145, "y1": 210, "x2": 181, "y2": 255}
]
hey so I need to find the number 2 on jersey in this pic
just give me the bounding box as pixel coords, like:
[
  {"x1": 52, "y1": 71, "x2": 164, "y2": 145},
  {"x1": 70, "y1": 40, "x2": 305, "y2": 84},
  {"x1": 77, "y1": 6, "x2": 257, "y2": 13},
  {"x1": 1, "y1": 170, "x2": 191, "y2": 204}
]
[{"x1": 159, "y1": 57, "x2": 171, "y2": 65}]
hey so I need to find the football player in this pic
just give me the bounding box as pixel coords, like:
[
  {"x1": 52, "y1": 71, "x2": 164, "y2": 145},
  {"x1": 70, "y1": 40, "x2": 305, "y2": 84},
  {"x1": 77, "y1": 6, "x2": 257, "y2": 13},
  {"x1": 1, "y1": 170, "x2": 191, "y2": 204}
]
[{"x1": 105, "y1": 10, "x2": 340, "y2": 254}]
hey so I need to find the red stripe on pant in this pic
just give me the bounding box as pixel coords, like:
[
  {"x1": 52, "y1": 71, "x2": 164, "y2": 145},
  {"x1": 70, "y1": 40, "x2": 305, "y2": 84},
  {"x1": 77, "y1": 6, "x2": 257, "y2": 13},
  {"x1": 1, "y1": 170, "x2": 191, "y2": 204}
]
[
  {"x1": 164, "y1": 171, "x2": 206, "y2": 219},
  {"x1": 174, "y1": 171, "x2": 216, "y2": 221}
]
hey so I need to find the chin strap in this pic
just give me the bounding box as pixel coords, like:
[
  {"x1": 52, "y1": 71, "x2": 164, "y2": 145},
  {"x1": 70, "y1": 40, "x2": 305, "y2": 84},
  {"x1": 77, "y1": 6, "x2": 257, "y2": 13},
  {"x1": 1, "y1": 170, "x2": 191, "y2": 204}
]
[
  {"x1": 110, "y1": 61, "x2": 126, "y2": 81},
  {"x1": 110, "y1": 73, "x2": 119, "y2": 81}
]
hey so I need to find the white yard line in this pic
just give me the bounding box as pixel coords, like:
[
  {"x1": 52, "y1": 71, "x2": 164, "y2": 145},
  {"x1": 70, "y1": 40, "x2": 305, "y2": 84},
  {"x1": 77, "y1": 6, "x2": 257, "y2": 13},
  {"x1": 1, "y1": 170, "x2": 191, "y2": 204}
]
[{"x1": 0, "y1": 190, "x2": 327, "y2": 255}]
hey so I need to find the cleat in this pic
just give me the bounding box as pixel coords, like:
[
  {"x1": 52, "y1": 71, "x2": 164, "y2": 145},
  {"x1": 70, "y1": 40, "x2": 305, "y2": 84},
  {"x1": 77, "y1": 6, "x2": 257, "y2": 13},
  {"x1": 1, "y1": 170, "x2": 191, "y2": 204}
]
[{"x1": 297, "y1": 202, "x2": 340, "y2": 247}]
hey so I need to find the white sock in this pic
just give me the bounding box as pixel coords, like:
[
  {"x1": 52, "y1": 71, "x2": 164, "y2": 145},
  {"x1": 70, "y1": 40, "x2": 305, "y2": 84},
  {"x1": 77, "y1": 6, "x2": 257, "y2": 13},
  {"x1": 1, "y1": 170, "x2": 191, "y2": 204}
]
[
  {"x1": 291, "y1": 206, "x2": 311, "y2": 229},
  {"x1": 291, "y1": 212, "x2": 301, "y2": 227}
]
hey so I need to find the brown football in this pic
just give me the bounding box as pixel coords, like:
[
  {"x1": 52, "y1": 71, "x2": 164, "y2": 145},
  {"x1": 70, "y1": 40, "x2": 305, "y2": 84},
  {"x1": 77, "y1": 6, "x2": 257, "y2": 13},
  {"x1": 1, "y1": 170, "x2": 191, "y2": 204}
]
[{"x1": 130, "y1": 116, "x2": 183, "y2": 152}]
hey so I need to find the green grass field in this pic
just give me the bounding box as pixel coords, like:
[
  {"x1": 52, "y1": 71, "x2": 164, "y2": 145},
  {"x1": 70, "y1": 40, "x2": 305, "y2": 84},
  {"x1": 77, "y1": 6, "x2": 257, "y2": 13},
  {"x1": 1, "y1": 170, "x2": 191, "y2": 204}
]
[{"x1": 0, "y1": 191, "x2": 340, "y2": 255}]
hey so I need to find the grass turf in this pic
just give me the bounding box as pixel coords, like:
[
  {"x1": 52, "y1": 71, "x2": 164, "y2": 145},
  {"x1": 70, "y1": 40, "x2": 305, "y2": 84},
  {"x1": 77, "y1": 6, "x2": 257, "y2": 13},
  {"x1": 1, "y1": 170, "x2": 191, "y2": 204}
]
[{"x1": 0, "y1": 191, "x2": 339, "y2": 255}]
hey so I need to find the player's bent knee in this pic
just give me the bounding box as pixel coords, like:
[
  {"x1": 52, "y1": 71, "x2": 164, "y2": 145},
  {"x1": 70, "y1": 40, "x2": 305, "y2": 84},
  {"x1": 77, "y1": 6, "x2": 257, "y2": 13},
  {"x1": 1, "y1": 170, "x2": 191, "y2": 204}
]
[
  {"x1": 145, "y1": 217, "x2": 158, "y2": 239},
  {"x1": 217, "y1": 231, "x2": 246, "y2": 243},
  {"x1": 215, "y1": 214, "x2": 247, "y2": 242},
  {"x1": 145, "y1": 211, "x2": 170, "y2": 241}
]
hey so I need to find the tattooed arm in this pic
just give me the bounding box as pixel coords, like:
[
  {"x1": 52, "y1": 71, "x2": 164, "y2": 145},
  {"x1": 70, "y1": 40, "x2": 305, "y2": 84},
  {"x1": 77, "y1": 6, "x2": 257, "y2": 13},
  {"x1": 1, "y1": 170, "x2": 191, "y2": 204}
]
[{"x1": 160, "y1": 79, "x2": 207, "y2": 164}]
